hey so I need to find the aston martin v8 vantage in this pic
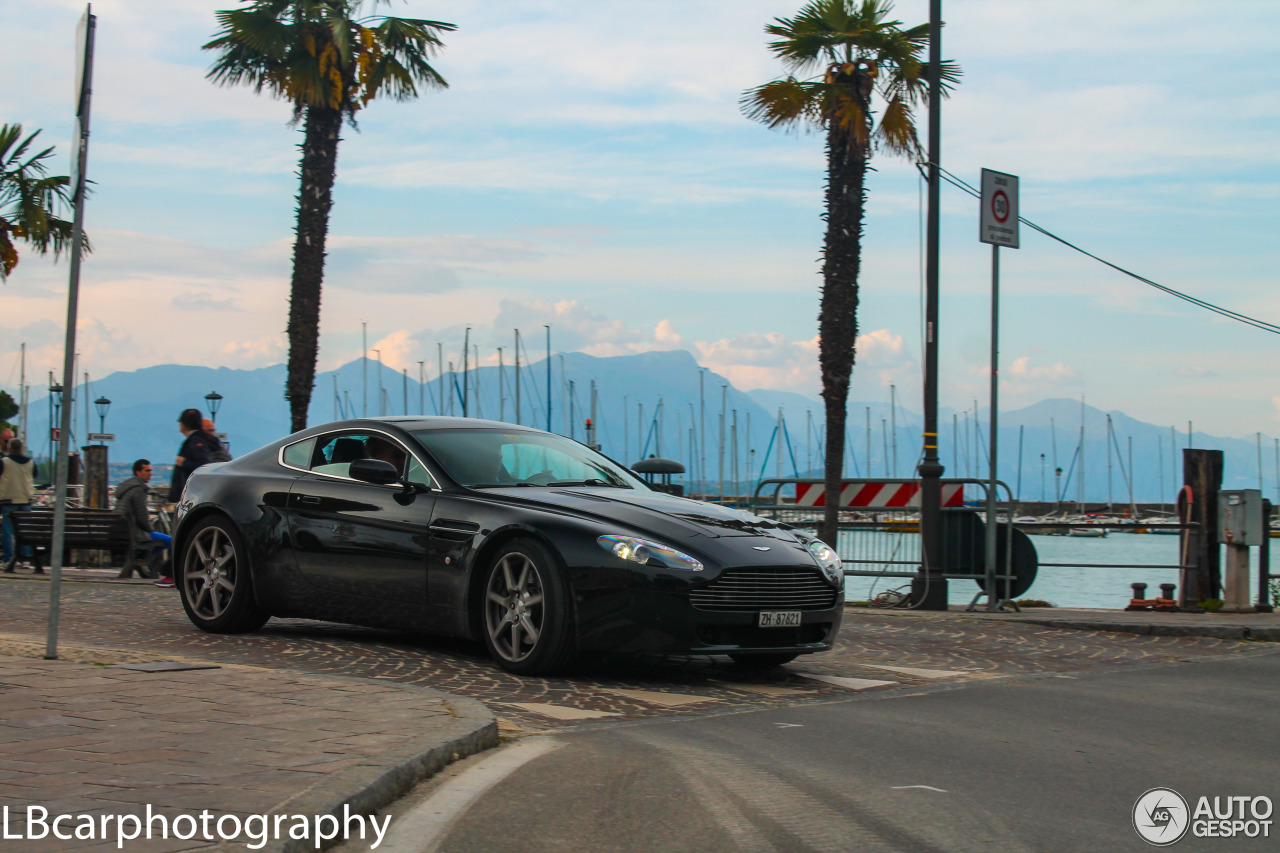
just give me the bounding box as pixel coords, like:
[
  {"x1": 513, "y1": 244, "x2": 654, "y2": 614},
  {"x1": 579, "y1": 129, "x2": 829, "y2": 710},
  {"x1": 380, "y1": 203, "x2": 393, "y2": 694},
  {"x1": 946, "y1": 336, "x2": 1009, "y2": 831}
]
[{"x1": 172, "y1": 418, "x2": 844, "y2": 674}]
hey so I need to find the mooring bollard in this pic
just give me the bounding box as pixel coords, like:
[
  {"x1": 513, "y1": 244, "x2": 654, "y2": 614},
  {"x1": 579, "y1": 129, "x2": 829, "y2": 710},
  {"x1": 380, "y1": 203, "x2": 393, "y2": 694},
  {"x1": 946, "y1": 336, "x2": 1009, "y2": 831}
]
[
  {"x1": 1131, "y1": 583, "x2": 1147, "y2": 600},
  {"x1": 1160, "y1": 583, "x2": 1176, "y2": 600}
]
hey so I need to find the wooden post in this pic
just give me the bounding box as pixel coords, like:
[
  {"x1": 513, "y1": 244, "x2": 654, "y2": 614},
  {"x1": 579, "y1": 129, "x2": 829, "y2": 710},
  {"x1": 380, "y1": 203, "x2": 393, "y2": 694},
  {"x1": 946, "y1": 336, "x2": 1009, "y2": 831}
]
[
  {"x1": 81, "y1": 444, "x2": 110, "y2": 569},
  {"x1": 1180, "y1": 449, "x2": 1223, "y2": 607},
  {"x1": 82, "y1": 444, "x2": 109, "y2": 509}
]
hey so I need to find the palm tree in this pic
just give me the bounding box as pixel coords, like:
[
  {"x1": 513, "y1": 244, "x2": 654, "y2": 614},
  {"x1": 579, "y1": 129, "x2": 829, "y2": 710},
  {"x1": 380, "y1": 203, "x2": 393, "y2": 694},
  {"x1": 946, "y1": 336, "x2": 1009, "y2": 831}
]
[
  {"x1": 743, "y1": 0, "x2": 958, "y2": 544},
  {"x1": 205, "y1": 1, "x2": 455, "y2": 431},
  {"x1": 0, "y1": 124, "x2": 77, "y2": 282}
]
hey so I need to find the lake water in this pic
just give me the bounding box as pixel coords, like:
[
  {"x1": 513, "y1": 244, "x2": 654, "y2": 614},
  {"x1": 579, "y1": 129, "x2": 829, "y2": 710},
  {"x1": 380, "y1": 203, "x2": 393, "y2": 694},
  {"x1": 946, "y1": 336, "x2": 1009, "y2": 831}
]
[{"x1": 834, "y1": 529, "x2": 1270, "y2": 609}]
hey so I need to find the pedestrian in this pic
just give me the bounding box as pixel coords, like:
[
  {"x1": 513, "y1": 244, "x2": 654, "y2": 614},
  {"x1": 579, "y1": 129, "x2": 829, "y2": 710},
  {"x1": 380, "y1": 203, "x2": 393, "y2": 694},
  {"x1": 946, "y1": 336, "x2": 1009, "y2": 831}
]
[
  {"x1": 114, "y1": 458, "x2": 171, "y2": 580},
  {"x1": 159, "y1": 409, "x2": 226, "y2": 587},
  {"x1": 1, "y1": 438, "x2": 39, "y2": 572}
]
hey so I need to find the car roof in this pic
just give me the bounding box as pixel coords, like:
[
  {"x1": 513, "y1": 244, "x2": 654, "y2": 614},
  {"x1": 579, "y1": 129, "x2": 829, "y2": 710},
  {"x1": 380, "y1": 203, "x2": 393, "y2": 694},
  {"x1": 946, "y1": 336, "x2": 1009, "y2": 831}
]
[{"x1": 309, "y1": 416, "x2": 541, "y2": 433}]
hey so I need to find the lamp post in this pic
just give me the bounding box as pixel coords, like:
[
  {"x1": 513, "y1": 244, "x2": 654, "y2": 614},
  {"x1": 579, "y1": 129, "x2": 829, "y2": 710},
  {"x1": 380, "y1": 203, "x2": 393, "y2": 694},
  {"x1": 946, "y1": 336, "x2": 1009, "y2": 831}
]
[
  {"x1": 1055, "y1": 467, "x2": 1063, "y2": 516},
  {"x1": 50, "y1": 384, "x2": 63, "y2": 440},
  {"x1": 94, "y1": 396, "x2": 111, "y2": 439},
  {"x1": 204, "y1": 391, "x2": 223, "y2": 426}
]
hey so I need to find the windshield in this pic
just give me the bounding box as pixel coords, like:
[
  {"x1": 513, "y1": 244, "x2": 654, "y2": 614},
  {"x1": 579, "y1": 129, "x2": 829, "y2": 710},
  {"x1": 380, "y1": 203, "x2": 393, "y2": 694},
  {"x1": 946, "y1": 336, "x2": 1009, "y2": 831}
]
[{"x1": 411, "y1": 429, "x2": 645, "y2": 489}]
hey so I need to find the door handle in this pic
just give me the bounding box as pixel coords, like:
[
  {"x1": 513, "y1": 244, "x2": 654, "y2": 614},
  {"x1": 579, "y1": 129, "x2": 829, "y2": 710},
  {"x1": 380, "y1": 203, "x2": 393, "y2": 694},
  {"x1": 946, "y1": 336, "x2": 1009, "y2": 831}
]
[{"x1": 297, "y1": 495, "x2": 321, "y2": 505}]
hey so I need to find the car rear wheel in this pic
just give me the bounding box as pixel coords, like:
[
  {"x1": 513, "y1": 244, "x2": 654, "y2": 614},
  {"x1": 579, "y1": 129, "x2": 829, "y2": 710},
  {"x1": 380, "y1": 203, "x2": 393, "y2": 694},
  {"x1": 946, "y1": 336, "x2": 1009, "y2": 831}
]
[
  {"x1": 481, "y1": 538, "x2": 575, "y2": 675},
  {"x1": 179, "y1": 515, "x2": 269, "y2": 634},
  {"x1": 729, "y1": 652, "x2": 800, "y2": 669}
]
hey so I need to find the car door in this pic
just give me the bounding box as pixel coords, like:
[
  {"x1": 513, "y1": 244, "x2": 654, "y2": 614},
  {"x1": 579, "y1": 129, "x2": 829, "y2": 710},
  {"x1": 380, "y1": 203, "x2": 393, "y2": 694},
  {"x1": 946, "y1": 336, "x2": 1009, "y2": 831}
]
[{"x1": 286, "y1": 430, "x2": 437, "y2": 626}]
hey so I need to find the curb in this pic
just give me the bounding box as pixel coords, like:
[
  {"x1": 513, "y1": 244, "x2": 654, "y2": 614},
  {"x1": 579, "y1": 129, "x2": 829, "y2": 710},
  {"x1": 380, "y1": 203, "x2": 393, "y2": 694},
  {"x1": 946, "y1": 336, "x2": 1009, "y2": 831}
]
[
  {"x1": 1011, "y1": 618, "x2": 1280, "y2": 643},
  {"x1": 263, "y1": 692, "x2": 498, "y2": 853}
]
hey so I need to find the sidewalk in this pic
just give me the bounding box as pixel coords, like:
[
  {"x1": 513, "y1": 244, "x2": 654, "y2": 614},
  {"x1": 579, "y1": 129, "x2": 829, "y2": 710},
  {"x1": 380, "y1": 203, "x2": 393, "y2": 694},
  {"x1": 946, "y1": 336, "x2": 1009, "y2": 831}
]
[
  {"x1": 883, "y1": 604, "x2": 1280, "y2": 642},
  {"x1": 0, "y1": 641, "x2": 497, "y2": 853}
]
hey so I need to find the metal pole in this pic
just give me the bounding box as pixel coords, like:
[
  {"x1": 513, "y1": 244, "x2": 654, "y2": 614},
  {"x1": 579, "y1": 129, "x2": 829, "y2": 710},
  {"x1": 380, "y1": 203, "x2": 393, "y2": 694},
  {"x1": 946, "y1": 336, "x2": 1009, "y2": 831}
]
[
  {"x1": 890, "y1": 384, "x2": 898, "y2": 477},
  {"x1": 474, "y1": 344, "x2": 482, "y2": 419},
  {"x1": 545, "y1": 325, "x2": 552, "y2": 433},
  {"x1": 514, "y1": 330, "x2": 521, "y2": 426},
  {"x1": 1016, "y1": 424, "x2": 1024, "y2": 503},
  {"x1": 402, "y1": 368, "x2": 408, "y2": 416},
  {"x1": 362, "y1": 321, "x2": 367, "y2": 417},
  {"x1": 914, "y1": 0, "x2": 946, "y2": 609},
  {"x1": 719, "y1": 385, "x2": 727, "y2": 498},
  {"x1": 418, "y1": 361, "x2": 425, "y2": 415},
  {"x1": 49, "y1": 5, "x2": 96, "y2": 660},
  {"x1": 18, "y1": 342, "x2": 26, "y2": 441},
  {"x1": 1259, "y1": 499, "x2": 1274, "y2": 613},
  {"x1": 985, "y1": 244, "x2": 999, "y2": 610},
  {"x1": 438, "y1": 343, "x2": 444, "y2": 417},
  {"x1": 498, "y1": 348, "x2": 504, "y2": 421},
  {"x1": 699, "y1": 371, "x2": 706, "y2": 495},
  {"x1": 462, "y1": 326, "x2": 470, "y2": 418}
]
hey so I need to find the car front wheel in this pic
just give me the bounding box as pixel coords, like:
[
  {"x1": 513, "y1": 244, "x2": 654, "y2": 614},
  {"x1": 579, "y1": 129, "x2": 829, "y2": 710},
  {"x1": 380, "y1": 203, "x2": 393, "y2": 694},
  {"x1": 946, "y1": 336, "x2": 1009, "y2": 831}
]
[
  {"x1": 178, "y1": 515, "x2": 269, "y2": 634},
  {"x1": 481, "y1": 538, "x2": 575, "y2": 675}
]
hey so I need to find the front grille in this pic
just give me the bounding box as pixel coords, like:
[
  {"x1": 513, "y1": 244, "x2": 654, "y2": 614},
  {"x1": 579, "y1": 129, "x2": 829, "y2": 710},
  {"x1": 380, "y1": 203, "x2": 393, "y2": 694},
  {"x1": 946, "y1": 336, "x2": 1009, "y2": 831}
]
[{"x1": 690, "y1": 567, "x2": 838, "y2": 612}]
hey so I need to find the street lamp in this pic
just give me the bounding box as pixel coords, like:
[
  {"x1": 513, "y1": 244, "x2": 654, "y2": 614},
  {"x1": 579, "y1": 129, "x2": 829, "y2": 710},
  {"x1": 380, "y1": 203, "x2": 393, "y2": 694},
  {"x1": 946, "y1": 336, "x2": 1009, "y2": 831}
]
[
  {"x1": 50, "y1": 383, "x2": 63, "y2": 438},
  {"x1": 94, "y1": 396, "x2": 111, "y2": 438},
  {"x1": 1054, "y1": 467, "x2": 1063, "y2": 516},
  {"x1": 204, "y1": 391, "x2": 223, "y2": 426}
]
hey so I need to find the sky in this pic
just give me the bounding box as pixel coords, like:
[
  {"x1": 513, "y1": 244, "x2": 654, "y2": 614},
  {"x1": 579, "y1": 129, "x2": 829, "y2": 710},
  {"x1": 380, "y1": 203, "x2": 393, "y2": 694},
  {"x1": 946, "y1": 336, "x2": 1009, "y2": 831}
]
[{"x1": 1, "y1": 0, "x2": 1278, "y2": 439}]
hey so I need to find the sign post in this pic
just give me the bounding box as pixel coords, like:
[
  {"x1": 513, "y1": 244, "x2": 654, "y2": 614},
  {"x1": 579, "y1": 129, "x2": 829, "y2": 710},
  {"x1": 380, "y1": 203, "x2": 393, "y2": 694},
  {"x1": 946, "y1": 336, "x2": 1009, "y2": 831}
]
[
  {"x1": 979, "y1": 168, "x2": 1019, "y2": 610},
  {"x1": 48, "y1": 4, "x2": 96, "y2": 660}
]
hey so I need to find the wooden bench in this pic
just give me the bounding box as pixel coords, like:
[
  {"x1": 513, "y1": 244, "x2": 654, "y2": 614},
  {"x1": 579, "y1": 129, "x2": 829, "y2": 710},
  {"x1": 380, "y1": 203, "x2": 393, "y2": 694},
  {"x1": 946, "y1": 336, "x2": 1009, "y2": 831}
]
[{"x1": 4, "y1": 508, "x2": 160, "y2": 577}]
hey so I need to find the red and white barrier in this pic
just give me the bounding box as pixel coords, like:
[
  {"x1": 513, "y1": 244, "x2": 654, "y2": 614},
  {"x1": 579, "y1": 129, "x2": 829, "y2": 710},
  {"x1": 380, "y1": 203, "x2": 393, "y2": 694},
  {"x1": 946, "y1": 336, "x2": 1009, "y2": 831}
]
[{"x1": 793, "y1": 482, "x2": 964, "y2": 508}]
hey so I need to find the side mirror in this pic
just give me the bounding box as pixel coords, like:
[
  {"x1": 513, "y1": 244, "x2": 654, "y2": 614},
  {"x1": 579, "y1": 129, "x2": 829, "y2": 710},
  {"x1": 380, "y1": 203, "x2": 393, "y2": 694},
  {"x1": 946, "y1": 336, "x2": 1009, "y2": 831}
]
[{"x1": 349, "y1": 458, "x2": 400, "y2": 485}]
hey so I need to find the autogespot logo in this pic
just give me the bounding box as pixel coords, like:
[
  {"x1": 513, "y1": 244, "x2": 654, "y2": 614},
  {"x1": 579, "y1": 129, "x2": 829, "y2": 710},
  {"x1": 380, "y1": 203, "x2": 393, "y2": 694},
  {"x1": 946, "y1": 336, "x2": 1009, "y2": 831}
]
[{"x1": 1134, "y1": 788, "x2": 1190, "y2": 846}]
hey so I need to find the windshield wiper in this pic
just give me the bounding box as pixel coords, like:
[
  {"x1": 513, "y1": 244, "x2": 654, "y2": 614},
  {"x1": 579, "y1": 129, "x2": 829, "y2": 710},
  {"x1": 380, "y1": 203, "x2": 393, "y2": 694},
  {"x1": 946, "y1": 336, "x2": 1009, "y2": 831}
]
[
  {"x1": 548, "y1": 478, "x2": 626, "y2": 488},
  {"x1": 470, "y1": 482, "x2": 534, "y2": 489}
]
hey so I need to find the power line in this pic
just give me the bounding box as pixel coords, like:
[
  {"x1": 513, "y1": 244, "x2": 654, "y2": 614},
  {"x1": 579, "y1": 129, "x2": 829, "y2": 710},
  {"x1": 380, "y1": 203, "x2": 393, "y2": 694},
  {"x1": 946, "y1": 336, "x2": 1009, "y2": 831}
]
[{"x1": 918, "y1": 163, "x2": 1280, "y2": 336}]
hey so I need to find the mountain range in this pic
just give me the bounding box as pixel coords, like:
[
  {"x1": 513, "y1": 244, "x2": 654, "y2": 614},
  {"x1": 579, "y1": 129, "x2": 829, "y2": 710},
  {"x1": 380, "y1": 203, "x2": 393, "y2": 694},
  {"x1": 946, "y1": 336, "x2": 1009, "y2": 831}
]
[{"x1": 11, "y1": 349, "x2": 1273, "y2": 502}]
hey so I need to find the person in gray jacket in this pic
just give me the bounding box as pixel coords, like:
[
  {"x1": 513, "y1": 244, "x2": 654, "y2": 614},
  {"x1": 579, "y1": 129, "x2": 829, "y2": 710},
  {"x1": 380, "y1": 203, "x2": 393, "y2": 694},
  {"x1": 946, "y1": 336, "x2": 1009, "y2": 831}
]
[{"x1": 114, "y1": 459, "x2": 171, "y2": 579}]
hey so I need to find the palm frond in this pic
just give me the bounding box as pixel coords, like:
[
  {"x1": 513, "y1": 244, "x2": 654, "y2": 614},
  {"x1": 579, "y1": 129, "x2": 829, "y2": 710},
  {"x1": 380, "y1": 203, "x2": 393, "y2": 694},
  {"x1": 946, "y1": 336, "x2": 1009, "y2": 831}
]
[
  {"x1": 741, "y1": 78, "x2": 826, "y2": 130},
  {"x1": 205, "y1": 1, "x2": 453, "y2": 116}
]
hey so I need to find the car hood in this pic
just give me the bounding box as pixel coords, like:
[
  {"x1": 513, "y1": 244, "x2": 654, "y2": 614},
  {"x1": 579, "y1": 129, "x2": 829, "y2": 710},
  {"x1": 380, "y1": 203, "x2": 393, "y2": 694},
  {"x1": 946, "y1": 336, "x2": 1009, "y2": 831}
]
[{"x1": 477, "y1": 486, "x2": 804, "y2": 542}]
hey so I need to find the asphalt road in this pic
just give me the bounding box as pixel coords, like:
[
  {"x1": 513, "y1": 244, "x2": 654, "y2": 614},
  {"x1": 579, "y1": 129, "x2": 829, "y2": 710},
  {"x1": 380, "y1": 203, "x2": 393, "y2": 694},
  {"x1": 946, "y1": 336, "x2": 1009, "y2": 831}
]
[
  {"x1": 415, "y1": 652, "x2": 1280, "y2": 853},
  {"x1": 6, "y1": 573, "x2": 1279, "y2": 852}
]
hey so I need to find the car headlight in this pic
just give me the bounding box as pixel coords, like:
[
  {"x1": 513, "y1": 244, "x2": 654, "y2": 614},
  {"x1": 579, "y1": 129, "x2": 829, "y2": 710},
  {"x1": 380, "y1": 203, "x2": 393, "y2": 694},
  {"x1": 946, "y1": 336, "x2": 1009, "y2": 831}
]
[
  {"x1": 597, "y1": 535, "x2": 703, "y2": 572},
  {"x1": 803, "y1": 537, "x2": 844, "y2": 584}
]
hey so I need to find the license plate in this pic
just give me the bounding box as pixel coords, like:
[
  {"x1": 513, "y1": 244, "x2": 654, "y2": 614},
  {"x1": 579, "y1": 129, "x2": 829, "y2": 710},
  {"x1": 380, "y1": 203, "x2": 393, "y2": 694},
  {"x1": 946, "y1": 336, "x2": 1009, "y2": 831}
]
[{"x1": 757, "y1": 610, "x2": 802, "y2": 628}]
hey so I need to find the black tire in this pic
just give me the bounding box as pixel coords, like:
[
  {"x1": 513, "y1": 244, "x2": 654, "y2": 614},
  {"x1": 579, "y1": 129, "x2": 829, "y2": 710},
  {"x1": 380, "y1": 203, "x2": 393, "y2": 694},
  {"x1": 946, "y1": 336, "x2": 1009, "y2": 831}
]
[
  {"x1": 729, "y1": 652, "x2": 800, "y2": 669},
  {"x1": 178, "y1": 515, "x2": 269, "y2": 634},
  {"x1": 479, "y1": 537, "x2": 576, "y2": 675}
]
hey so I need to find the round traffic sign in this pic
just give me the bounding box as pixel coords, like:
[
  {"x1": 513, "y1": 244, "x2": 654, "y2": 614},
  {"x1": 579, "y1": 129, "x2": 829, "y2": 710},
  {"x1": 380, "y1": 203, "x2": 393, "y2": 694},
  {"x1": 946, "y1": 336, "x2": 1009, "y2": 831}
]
[{"x1": 991, "y1": 189, "x2": 1010, "y2": 223}]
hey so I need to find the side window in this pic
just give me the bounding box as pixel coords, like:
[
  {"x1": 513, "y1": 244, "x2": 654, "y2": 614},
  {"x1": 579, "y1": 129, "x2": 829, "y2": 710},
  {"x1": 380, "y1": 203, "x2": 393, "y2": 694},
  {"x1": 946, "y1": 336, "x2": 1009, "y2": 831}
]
[
  {"x1": 283, "y1": 437, "x2": 316, "y2": 470},
  {"x1": 405, "y1": 456, "x2": 434, "y2": 488},
  {"x1": 312, "y1": 433, "x2": 371, "y2": 478},
  {"x1": 308, "y1": 432, "x2": 430, "y2": 486}
]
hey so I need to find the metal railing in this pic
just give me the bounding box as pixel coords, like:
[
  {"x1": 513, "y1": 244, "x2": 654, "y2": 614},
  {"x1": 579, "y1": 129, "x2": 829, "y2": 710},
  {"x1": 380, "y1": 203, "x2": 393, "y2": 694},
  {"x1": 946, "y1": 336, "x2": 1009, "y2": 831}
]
[{"x1": 751, "y1": 478, "x2": 1020, "y2": 610}]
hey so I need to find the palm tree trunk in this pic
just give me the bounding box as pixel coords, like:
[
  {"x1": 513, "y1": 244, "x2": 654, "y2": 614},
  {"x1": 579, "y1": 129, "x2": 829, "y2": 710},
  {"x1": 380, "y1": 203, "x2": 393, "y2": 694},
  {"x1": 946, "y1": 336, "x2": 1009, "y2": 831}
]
[
  {"x1": 817, "y1": 123, "x2": 867, "y2": 546},
  {"x1": 285, "y1": 105, "x2": 342, "y2": 433}
]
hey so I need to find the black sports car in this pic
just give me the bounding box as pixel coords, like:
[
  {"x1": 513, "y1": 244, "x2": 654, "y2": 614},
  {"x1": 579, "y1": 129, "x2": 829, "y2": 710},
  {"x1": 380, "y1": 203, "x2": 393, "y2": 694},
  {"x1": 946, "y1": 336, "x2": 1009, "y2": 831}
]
[{"x1": 172, "y1": 417, "x2": 844, "y2": 674}]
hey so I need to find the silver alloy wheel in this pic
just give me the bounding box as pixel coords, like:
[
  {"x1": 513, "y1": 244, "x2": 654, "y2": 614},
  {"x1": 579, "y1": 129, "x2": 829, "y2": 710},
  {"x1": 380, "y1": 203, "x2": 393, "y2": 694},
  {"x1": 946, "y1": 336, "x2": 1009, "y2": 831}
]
[
  {"x1": 183, "y1": 525, "x2": 238, "y2": 620},
  {"x1": 484, "y1": 551, "x2": 545, "y2": 663}
]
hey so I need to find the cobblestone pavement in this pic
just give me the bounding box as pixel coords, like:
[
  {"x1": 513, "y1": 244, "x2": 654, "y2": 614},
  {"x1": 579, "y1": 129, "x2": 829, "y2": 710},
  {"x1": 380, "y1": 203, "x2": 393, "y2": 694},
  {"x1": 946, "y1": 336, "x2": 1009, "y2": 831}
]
[
  {"x1": 0, "y1": 652, "x2": 494, "y2": 852},
  {"x1": 3, "y1": 571, "x2": 1274, "y2": 733}
]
